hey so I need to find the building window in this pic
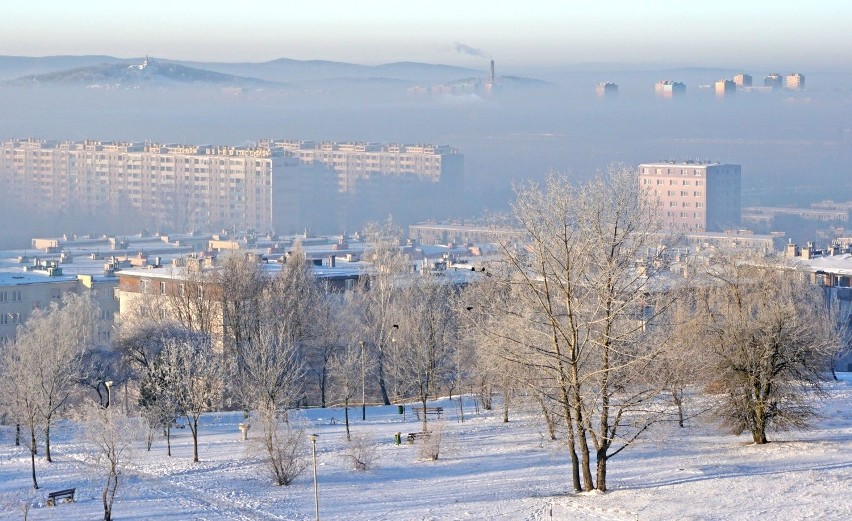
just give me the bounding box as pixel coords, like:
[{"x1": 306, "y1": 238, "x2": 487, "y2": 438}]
[
  {"x1": 140, "y1": 279, "x2": 149, "y2": 293},
  {"x1": 160, "y1": 281, "x2": 167, "y2": 295},
  {"x1": 11, "y1": 291, "x2": 22, "y2": 302},
  {"x1": 0, "y1": 291, "x2": 6, "y2": 302},
  {"x1": 694, "y1": 191, "x2": 702, "y2": 197}
]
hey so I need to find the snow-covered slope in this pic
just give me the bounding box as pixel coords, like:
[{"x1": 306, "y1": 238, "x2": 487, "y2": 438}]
[{"x1": 1, "y1": 375, "x2": 850, "y2": 520}]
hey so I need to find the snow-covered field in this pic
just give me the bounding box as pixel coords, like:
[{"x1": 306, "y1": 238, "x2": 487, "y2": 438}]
[{"x1": 2, "y1": 374, "x2": 851, "y2": 520}]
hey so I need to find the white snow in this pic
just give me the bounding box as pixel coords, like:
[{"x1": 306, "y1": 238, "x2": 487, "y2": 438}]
[{"x1": 2, "y1": 375, "x2": 851, "y2": 520}]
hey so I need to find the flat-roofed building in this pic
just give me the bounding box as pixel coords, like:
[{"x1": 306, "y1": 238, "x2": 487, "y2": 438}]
[
  {"x1": 0, "y1": 139, "x2": 276, "y2": 232},
  {"x1": 640, "y1": 161, "x2": 741, "y2": 232},
  {"x1": 715, "y1": 79, "x2": 736, "y2": 97},
  {"x1": 733, "y1": 73, "x2": 752, "y2": 88},
  {"x1": 655, "y1": 80, "x2": 686, "y2": 98},
  {"x1": 786, "y1": 73, "x2": 805, "y2": 90},
  {"x1": 596, "y1": 82, "x2": 618, "y2": 98},
  {"x1": 764, "y1": 73, "x2": 783, "y2": 89}
]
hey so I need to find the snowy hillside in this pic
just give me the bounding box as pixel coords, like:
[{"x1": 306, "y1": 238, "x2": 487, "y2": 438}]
[
  {"x1": 1, "y1": 374, "x2": 850, "y2": 520},
  {"x1": 4, "y1": 57, "x2": 278, "y2": 89}
]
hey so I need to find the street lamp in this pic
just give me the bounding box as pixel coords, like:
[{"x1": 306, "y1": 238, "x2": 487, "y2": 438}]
[
  {"x1": 359, "y1": 341, "x2": 366, "y2": 421},
  {"x1": 309, "y1": 433, "x2": 319, "y2": 521},
  {"x1": 105, "y1": 380, "x2": 114, "y2": 408}
]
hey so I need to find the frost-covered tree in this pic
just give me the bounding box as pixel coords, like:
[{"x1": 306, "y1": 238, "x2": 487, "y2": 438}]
[
  {"x1": 694, "y1": 252, "x2": 838, "y2": 444},
  {"x1": 389, "y1": 278, "x2": 457, "y2": 432},
  {"x1": 75, "y1": 400, "x2": 143, "y2": 521},
  {"x1": 349, "y1": 219, "x2": 410, "y2": 406},
  {"x1": 13, "y1": 294, "x2": 97, "y2": 462},
  {"x1": 468, "y1": 167, "x2": 674, "y2": 492}
]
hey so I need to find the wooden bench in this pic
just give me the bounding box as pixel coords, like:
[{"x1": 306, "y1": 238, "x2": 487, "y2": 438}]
[
  {"x1": 46, "y1": 488, "x2": 75, "y2": 506},
  {"x1": 406, "y1": 431, "x2": 432, "y2": 444},
  {"x1": 410, "y1": 406, "x2": 443, "y2": 421}
]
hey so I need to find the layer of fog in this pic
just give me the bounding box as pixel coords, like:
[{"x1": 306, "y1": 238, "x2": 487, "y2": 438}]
[{"x1": 1, "y1": 65, "x2": 850, "y2": 246}]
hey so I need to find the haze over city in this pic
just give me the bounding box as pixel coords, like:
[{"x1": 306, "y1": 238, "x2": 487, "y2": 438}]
[{"x1": 1, "y1": 3, "x2": 852, "y2": 521}]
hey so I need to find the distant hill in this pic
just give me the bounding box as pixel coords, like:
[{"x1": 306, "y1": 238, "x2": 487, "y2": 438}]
[
  {"x1": 0, "y1": 55, "x2": 548, "y2": 92},
  {"x1": 172, "y1": 58, "x2": 481, "y2": 83},
  {"x1": 4, "y1": 57, "x2": 279, "y2": 88},
  {"x1": 0, "y1": 55, "x2": 131, "y2": 81}
]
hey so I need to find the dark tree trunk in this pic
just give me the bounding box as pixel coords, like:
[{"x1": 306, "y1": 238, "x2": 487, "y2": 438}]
[
  {"x1": 320, "y1": 367, "x2": 328, "y2": 408},
  {"x1": 421, "y1": 396, "x2": 429, "y2": 433},
  {"x1": 30, "y1": 426, "x2": 39, "y2": 489},
  {"x1": 44, "y1": 422, "x2": 52, "y2": 462},
  {"x1": 191, "y1": 418, "x2": 200, "y2": 462},
  {"x1": 344, "y1": 399, "x2": 350, "y2": 441},
  {"x1": 502, "y1": 388, "x2": 510, "y2": 423},
  {"x1": 596, "y1": 448, "x2": 608, "y2": 492},
  {"x1": 15, "y1": 423, "x2": 20, "y2": 446},
  {"x1": 377, "y1": 350, "x2": 391, "y2": 406}
]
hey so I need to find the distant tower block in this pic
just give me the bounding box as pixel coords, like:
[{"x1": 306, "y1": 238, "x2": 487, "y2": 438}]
[
  {"x1": 655, "y1": 80, "x2": 686, "y2": 98},
  {"x1": 596, "y1": 82, "x2": 618, "y2": 98},
  {"x1": 733, "y1": 73, "x2": 752, "y2": 88},
  {"x1": 786, "y1": 73, "x2": 805, "y2": 90},
  {"x1": 715, "y1": 79, "x2": 736, "y2": 97},
  {"x1": 764, "y1": 73, "x2": 783, "y2": 89}
]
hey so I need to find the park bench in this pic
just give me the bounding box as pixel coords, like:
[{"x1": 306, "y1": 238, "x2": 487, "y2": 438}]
[
  {"x1": 410, "y1": 406, "x2": 443, "y2": 421},
  {"x1": 407, "y1": 431, "x2": 432, "y2": 444},
  {"x1": 46, "y1": 488, "x2": 75, "y2": 506}
]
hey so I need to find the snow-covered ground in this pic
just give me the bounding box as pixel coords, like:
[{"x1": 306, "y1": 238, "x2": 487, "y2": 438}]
[{"x1": 2, "y1": 374, "x2": 851, "y2": 520}]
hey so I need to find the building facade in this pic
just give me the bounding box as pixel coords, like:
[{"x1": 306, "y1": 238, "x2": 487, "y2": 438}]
[
  {"x1": 785, "y1": 73, "x2": 805, "y2": 90},
  {"x1": 733, "y1": 73, "x2": 752, "y2": 88},
  {"x1": 655, "y1": 81, "x2": 686, "y2": 98},
  {"x1": 640, "y1": 161, "x2": 741, "y2": 232},
  {"x1": 764, "y1": 73, "x2": 783, "y2": 89},
  {"x1": 596, "y1": 82, "x2": 618, "y2": 97},
  {"x1": 0, "y1": 140, "x2": 275, "y2": 232},
  {"x1": 267, "y1": 141, "x2": 464, "y2": 233},
  {"x1": 1, "y1": 139, "x2": 464, "y2": 236},
  {"x1": 715, "y1": 79, "x2": 736, "y2": 97}
]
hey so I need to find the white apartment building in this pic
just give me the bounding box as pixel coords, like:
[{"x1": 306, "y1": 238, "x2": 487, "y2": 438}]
[
  {"x1": 0, "y1": 139, "x2": 275, "y2": 232},
  {"x1": 640, "y1": 161, "x2": 741, "y2": 232},
  {"x1": 1, "y1": 139, "x2": 464, "y2": 236}
]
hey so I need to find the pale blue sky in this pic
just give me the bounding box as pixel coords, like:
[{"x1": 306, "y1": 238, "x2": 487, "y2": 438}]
[{"x1": 3, "y1": 0, "x2": 850, "y2": 69}]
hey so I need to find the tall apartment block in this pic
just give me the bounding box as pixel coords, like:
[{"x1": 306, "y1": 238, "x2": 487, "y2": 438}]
[
  {"x1": 785, "y1": 73, "x2": 805, "y2": 90},
  {"x1": 715, "y1": 79, "x2": 736, "y2": 97},
  {"x1": 0, "y1": 139, "x2": 463, "y2": 236},
  {"x1": 764, "y1": 73, "x2": 783, "y2": 89},
  {"x1": 0, "y1": 140, "x2": 275, "y2": 232},
  {"x1": 266, "y1": 141, "x2": 464, "y2": 233},
  {"x1": 596, "y1": 82, "x2": 618, "y2": 98},
  {"x1": 655, "y1": 80, "x2": 686, "y2": 98},
  {"x1": 733, "y1": 73, "x2": 752, "y2": 88},
  {"x1": 639, "y1": 161, "x2": 741, "y2": 232}
]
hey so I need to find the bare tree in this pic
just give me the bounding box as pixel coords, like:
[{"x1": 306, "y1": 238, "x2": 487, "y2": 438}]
[
  {"x1": 75, "y1": 400, "x2": 144, "y2": 521},
  {"x1": 217, "y1": 251, "x2": 268, "y2": 353},
  {"x1": 16, "y1": 294, "x2": 97, "y2": 462},
  {"x1": 342, "y1": 432, "x2": 377, "y2": 471},
  {"x1": 328, "y1": 341, "x2": 364, "y2": 441},
  {"x1": 162, "y1": 334, "x2": 223, "y2": 463},
  {"x1": 693, "y1": 252, "x2": 838, "y2": 444},
  {"x1": 350, "y1": 219, "x2": 410, "y2": 405},
  {"x1": 0, "y1": 338, "x2": 43, "y2": 489},
  {"x1": 389, "y1": 278, "x2": 457, "y2": 432},
  {"x1": 252, "y1": 405, "x2": 308, "y2": 486},
  {"x1": 118, "y1": 325, "x2": 191, "y2": 457},
  {"x1": 468, "y1": 167, "x2": 674, "y2": 492}
]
